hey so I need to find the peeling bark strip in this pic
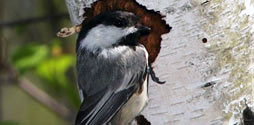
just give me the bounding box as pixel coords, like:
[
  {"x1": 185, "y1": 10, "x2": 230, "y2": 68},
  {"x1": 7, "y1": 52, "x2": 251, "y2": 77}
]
[{"x1": 80, "y1": 0, "x2": 171, "y2": 63}]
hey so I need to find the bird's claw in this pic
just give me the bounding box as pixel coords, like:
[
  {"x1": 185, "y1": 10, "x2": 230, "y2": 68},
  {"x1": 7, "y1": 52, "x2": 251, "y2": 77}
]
[{"x1": 148, "y1": 64, "x2": 166, "y2": 84}]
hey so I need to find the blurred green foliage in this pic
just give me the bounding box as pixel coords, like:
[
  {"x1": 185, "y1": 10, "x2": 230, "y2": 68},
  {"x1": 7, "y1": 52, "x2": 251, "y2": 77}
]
[
  {"x1": 12, "y1": 44, "x2": 49, "y2": 73},
  {"x1": 0, "y1": 121, "x2": 19, "y2": 125},
  {"x1": 36, "y1": 55, "x2": 73, "y2": 88},
  {"x1": 36, "y1": 54, "x2": 80, "y2": 107},
  {"x1": 11, "y1": 42, "x2": 80, "y2": 108},
  {"x1": 15, "y1": 25, "x2": 27, "y2": 35}
]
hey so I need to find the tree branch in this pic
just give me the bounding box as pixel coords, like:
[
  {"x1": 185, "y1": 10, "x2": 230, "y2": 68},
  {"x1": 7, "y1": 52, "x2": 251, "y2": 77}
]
[
  {"x1": 18, "y1": 78, "x2": 75, "y2": 121},
  {"x1": 0, "y1": 63, "x2": 75, "y2": 122}
]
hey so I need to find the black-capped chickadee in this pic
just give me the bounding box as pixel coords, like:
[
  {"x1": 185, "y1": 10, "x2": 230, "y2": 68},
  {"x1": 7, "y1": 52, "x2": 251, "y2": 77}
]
[{"x1": 75, "y1": 10, "x2": 163, "y2": 125}]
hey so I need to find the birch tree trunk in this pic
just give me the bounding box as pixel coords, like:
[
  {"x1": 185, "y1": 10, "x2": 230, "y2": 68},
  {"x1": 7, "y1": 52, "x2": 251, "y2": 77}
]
[{"x1": 64, "y1": 0, "x2": 254, "y2": 124}]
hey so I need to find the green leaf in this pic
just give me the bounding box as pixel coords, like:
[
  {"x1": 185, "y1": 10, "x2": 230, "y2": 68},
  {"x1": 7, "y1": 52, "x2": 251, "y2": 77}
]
[
  {"x1": 36, "y1": 55, "x2": 80, "y2": 108},
  {"x1": 36, "y1": 55, "x2": 75, "y2": 88},
  {"x1": 12, "y1": 44, "x2": 49, "y2": 73}
]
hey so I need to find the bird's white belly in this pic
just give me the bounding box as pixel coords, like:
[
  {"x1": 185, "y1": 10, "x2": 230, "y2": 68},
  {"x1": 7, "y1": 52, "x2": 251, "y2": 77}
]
[{"x1": 111, "y1": 77, "x2": 148, "y2": 125}]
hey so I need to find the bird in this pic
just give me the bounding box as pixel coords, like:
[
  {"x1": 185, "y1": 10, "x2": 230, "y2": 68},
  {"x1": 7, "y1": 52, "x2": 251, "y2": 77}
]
[{"x1": 75, "y1": 10, "x2": 164, "y2": 125}]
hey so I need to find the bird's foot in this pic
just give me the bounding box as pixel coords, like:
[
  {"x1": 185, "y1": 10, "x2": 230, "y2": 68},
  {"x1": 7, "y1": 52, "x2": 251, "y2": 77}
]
[{"x1": 148, "y1": 64, "x2": 166, "y2": 84}]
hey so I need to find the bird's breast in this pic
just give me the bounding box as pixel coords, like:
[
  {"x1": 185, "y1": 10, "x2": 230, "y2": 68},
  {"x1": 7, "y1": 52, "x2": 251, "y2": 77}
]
[{"x1": 111, "y1": 76, "x2": 148, "y2": 125}]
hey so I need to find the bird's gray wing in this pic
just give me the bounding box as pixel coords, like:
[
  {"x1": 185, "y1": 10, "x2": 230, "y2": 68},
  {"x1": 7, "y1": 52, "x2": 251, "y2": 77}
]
[{"x1": 75, "y1": 45, "x2": 148, "y2": 125}]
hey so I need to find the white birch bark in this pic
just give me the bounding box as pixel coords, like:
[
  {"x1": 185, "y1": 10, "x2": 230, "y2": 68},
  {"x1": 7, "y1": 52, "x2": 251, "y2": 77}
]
[{"x1": 64, "y1": 0, "x2": 254, "y2": 124}]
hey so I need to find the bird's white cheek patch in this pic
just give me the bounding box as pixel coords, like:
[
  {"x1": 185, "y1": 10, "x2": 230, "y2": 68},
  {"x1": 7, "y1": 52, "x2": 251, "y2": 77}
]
[{"x1": 80, "y1": 25, "x2": 138, "y2": 51}]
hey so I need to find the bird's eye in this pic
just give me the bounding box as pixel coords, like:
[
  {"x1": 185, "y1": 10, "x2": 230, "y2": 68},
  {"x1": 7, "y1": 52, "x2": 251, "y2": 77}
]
[{"x1": 114, "y1": 20, "x2": 125, "y2": 27}]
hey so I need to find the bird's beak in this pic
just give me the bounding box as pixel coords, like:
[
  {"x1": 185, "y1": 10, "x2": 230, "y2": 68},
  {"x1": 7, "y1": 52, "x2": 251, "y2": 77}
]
[{"x1": 135, "y1": 23, "x2": 151, "y2": 36}]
